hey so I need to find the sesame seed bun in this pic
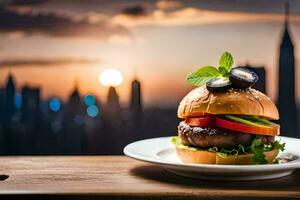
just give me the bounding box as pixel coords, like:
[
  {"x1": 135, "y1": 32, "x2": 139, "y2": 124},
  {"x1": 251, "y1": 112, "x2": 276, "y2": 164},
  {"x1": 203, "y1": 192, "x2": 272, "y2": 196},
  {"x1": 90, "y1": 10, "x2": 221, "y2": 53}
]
[{"x1": 177, "y1": 86, "x2": 279, "y2": 120}]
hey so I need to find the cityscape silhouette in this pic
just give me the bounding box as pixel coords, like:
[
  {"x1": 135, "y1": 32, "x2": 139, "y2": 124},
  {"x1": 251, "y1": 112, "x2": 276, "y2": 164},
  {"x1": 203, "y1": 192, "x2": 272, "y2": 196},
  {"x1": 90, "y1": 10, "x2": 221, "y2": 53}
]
[{"x1": 0, "y1": 74, "x2": 179, "y2": 155}]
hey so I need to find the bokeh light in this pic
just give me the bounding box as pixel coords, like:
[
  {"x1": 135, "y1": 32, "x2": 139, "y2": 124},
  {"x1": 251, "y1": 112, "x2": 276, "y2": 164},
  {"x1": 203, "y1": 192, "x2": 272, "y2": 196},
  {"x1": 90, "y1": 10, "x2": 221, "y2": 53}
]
[
  {"x1": 99, "y1": 68, "x2": 123, "y2": 87},
  {"x1": 87, "y1": 105, "x2": 99, "y2": 117},
  {"x1": 73, "y1": 115, "x2": 84, "y2": 125},
  {"x1": 51, "y1": 120, "x2": 61, "y2": 132},
  {"x1": 14, "y1": 93, "x2": 22, "y2": 109},
  {"x1": 84, "y1": 94, "x2": 95, "y2": 106},
  {"x1": 49, "y1": 97, "x2": 61, "y2": 112}
]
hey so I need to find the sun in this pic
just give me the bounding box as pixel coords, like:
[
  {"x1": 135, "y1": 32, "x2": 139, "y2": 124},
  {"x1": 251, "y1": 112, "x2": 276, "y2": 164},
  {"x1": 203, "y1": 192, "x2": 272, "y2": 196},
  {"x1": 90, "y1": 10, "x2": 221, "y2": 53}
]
[{"x1": 99, "y1": 68, "x2": 124, "y2": 87}]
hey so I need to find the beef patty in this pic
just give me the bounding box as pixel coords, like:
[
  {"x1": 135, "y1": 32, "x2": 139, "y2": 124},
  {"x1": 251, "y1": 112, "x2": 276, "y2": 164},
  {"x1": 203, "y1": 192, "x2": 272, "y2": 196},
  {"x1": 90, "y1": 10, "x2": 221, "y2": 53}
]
[{"x1": 178, "y1": 121, "x2": 274, "y2": 149}]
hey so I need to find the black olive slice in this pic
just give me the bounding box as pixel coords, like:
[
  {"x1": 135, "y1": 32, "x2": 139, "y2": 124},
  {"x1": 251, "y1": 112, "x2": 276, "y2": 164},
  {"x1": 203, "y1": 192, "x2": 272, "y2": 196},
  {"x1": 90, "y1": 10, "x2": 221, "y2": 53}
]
[
  {"x1": 206, "y1": 78, "x2": 232, "y2": 92},
  {"x1": 229, "y1": 67, "x2": 258, "y2": 89}
]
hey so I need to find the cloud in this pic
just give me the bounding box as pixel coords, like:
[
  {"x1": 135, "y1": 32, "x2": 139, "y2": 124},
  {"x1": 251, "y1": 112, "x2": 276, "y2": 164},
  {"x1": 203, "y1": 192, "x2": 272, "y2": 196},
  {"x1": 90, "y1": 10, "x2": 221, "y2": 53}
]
[
  {"x1": 0, "y1": 57, "x2": 99, "y2": 67},
  {"x1": 121, "y1": 4, "x2": 147, "y2": 17},
  {"x1": 155, "y1": 0, "x2": 182, "y2": 10},
  {"x1": 113, "y1": 7, "x2": 300, "y2": 27},
  {"x1": 5, "y1": 0, "x2": 48, "y2": 6},
  {"x1": 0, "y1": 5, "x2": 130, "y2": 40}
]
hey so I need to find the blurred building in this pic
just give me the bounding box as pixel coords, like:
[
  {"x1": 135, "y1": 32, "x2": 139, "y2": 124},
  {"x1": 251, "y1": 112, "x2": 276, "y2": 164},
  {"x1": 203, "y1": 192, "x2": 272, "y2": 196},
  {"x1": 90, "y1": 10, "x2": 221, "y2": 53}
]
[
  {"x1": 21, "y1": 86, "x2": 41, "y2": 153},
  {"x1": 277, "y1": 3, "x2": 298, "y2": 137},
  {"x1": 0, "y1": 88, "x2": 5, "y2": 125},
  {"x1": 130, "y1": 78, "x2": 143, "y2": 118},
  {"x1": 105, "y1": 86, "x2": 121, "y2": 119},
  {"x1": 0, "y1": 88, "x2": 5, "y2": 153},
  {"x1": 4, "y1": 73, "x2": 16, "y2": 124},
  {"x1": 83, "y1": 94, "x2": 105, "y2": 154},
  {"x1": 21, "y1": 86, "x2": 40, "y2": 131},
  {"x1": 1, "y1": 74, "x2": 16, "y2": 154},
  {"x1": 62, "y1": 86, "x2": 86, "y2": 154}
]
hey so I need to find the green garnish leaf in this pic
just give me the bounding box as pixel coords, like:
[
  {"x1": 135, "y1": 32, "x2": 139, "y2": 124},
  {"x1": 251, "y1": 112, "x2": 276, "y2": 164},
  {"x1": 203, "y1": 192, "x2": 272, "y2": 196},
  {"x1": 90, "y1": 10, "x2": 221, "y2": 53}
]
[
  {"x1": 251, "y1": 138, "x2": 268, "y2": 164},
  {"x1": 186, "y1": 66, "x2": 221, "y2": 86},
  {"x1": 252, "y1": 138, "x2": 261, "y2": 147},
  {"x1": 217, "y1": 66, "x2": 229, "y2": 76},
  {"x1": 186, "y1": 51, "x2": 235, "y2": 86},
  {"x1": 272, "y1": 140, "x2": 286, "y2": 151},
  {"x1": 219, "y1": 51, "x2": 234, "y2": 72}
]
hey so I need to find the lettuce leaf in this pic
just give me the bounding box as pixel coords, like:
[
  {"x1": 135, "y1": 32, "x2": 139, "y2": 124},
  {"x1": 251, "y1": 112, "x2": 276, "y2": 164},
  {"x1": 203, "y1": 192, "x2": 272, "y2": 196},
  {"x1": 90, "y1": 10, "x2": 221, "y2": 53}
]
[
  {"x1": 171, "y1": 137, "x2": 198, "y2": 151},
  {"x1": 171, "y1": 136, "x2": 285, "y2": 164}
]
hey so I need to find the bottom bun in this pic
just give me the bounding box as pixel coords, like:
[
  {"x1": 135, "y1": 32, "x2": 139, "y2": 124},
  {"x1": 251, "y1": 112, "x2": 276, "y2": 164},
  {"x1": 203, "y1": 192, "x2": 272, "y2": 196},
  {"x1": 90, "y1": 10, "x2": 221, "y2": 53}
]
[{"x1": 176, "y1": 147, "x2": 279, "y2": 165}]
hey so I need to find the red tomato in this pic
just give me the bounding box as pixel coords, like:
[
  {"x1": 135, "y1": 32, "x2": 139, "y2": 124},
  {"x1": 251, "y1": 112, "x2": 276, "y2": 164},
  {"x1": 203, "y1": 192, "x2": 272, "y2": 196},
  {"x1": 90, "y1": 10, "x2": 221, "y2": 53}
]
[
  {"x1": 215, "y1": 117, "x2": 280, "y2": 136},
  {"x1": 185, "y1": 117, "x2": 213, "y2": 127}
]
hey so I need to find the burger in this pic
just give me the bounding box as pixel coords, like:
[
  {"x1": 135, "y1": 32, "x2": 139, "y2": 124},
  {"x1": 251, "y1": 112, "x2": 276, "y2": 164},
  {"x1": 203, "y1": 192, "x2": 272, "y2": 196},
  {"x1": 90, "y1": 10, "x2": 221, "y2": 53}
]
[{"x1": 172, "y1": 52, "x2": 285, "y2": 165}]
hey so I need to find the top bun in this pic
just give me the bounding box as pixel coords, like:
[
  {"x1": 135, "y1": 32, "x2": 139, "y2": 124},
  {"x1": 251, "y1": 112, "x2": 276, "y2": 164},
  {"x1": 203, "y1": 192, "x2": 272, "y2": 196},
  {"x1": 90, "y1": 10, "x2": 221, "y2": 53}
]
[{"x1": 178, "y1": 86, "x2": 279, "y2": 120}]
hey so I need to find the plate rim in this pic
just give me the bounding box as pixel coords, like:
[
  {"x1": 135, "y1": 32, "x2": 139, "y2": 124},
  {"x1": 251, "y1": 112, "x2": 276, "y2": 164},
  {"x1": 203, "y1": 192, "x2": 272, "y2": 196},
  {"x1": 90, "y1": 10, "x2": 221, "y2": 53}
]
[{"x1": 124, "y1": 136, "x2": 300, "y2": 171}]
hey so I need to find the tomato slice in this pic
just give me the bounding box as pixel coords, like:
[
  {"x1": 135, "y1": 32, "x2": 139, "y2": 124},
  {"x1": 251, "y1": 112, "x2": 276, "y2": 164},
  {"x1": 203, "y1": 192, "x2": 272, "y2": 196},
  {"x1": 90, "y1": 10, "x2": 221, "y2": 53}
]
[
  {"x1": 185, "y1": 117, "x2": 213, "y2": 127},
  {"x1": 215, "y1": 117, "x2": 280, "y2": 136}
]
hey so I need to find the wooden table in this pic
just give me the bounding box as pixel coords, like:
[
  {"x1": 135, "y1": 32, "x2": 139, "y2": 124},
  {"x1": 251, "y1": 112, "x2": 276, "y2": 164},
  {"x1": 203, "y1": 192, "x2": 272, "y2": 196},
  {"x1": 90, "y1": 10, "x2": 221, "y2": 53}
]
[{"x1": 0, "y1": 156, "x2": 300, "y2": 199}]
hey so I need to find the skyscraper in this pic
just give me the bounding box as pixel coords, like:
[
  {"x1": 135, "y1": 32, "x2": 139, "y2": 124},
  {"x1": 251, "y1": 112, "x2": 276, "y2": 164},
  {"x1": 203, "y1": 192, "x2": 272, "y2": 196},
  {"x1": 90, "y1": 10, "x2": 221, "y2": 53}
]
[
  {"x1": 68, "y1": 86, "x2": 81, "y2": 111},
  {"x1": 4, "y1": 73, "x2": 16, "y2": 121},
  {"x1": 0, "y1": 87, "x2": 5, "y2": 154},
  {"x1": 278, "y1": 3, "x2": 297, "y2": 137},
  {"x1": 0, "y1": 88, "x2": 5, "y2": 124},
  {"x1": 1, "y1": 74, "x2": 16, "y2": 154},
  {"x1": 21, "y1": 86, "x2": 40, "y2": 130},
  {"x1": 130, "y1": 79, "x2": 142, "y2": 118},
  {"x1": 21, "y1": 86, "x2": 41, "y2": 154},
  {"x1": 105, "y1": 86, "x2": 121, "y2": 119},
  {"x1": 62, "y1": 86, "x2": 86, "y2": 154}
]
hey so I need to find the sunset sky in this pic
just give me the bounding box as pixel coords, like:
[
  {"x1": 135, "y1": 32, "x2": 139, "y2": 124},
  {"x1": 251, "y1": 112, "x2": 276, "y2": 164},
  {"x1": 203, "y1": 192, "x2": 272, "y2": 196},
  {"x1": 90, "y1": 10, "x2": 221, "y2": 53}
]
[{"x1": 0, "y1": 0, "x2": 300, "y2": 108}]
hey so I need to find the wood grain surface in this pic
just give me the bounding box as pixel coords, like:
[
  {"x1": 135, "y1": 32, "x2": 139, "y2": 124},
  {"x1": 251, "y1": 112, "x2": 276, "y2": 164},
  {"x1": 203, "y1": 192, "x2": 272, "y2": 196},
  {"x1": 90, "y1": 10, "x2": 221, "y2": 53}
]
[{"x1": 0, "y1": 156, "x2": 299, "y2": 199}]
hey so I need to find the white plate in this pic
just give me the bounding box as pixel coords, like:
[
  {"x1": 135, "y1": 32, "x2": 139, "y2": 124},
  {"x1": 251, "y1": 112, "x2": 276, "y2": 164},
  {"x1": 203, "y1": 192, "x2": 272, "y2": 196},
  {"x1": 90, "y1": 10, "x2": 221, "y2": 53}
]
[{"x1": 124, "y1": 136, "x2": 300, "y2": 181}]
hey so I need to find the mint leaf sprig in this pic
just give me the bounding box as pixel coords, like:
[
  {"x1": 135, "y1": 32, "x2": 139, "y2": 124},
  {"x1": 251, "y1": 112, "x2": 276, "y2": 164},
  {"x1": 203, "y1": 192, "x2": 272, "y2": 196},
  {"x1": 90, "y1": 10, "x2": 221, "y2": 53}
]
[
  {"x1": 218, "y1": 52, "x2": 234, "y2": 74},
  {"x1": 186, "y1": 51, "x2": 234, "y2": 86}
]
